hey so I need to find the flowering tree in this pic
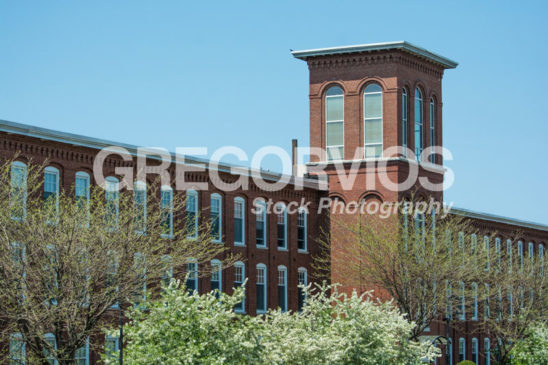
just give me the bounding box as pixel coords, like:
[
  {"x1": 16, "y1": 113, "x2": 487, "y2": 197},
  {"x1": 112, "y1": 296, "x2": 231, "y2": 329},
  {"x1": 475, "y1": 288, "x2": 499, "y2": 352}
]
[
  {"x1": 117, "y1": 280, "x2": 439, "y2": 364},
  {"x1": 509, "y1": 321, "x2": 548, "y2": 365}
]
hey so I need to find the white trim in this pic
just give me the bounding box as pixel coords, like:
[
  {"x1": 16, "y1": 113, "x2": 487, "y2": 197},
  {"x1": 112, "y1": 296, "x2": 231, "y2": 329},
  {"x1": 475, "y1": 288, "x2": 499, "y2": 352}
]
[
  {"x1": 105, "y1": 176, "x2": 120, "y2": 229},
  {"x1": 186, "y1": 189, "x2": 199, "y2": 239},
  {"x1": 44, "y1": 166, "x2": 60, "y2": 216},
  {"x1": 484, "y1": 338, "x2": 491, "y2": 365},
  {"x1": 74, "y1": 337, "x2": 89, "y2": 365},
  {"x1": 234, "y1": 197, "x2": 245, "y2": 246},
  {"x1": 256, "y1": 263, "x2": 267, "y2": 313},
  {"x1": 363, "y1": 83, "x2": 383, "y2": 159},
  {"x1": 134, "y1": 181, "x2": 147, "y2": 234},
  {"x1": 472, "y1": 282, "x2": 478, "y2": 320},
  {"x1": 429, "y1": 98, "x2": 436, "y2": 163},
  {"x1": 210, "y1": 193, "x2": 223, "y2": 243},
  {"x1": 10, "y1": 161, "x2": 28, "y2": 220},
  {"x1": 325, "y1": 86, "x2": 344, "y2": 161},
  {"x1": 471, "y1": 337, "x2": 478, "y2": 364},
  {"x1": 160, "y1": 185, "x2": 174, "y2": 238},
  {"x1": 414, "y1": 87, "x2": 423, "y2": 161},
  {"x1": 458, "y1": 337, "x2": 466, "y2": 362},
  {"x1": 298, "y1": 267, "x2": 307, "y2": 311},
  {"x1": 234, "y1": 261, "x2": 246, "y2": 313},
  {"x1": 211, "y1": 259, "x2": 222, "y2": 293},
  {"x1": 255, "y1": 199, "x2": 267, "y2": 248},
  {"x1": 186, "y1": 258, "x2": 198, "y2": 293},
  {"x1": 276, "y1": 203, "x2": 287, "y2": 250},
  {"x1": 277, "y1": 265, "x2": 288, "y2": 312},
  {"x1": 297, "y1": 208, "x2": 308, "y2": 253},
  {"x1": 402, "y1": 88, "x2": 408, "y2": 157}
]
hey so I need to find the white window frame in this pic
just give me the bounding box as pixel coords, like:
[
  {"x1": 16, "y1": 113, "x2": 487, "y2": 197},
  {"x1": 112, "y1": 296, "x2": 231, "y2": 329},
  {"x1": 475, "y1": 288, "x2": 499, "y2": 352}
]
[
  {"x1": 298, "y1": 267, "x2": 308, "y2": 312},
  {"x1": 472, "y1": 282, "x2": 478, "y2": 321},
  {"x1": 75, "y1": 172, "x2": 90, "y2": 224},
  {"x1": 10, "y1": 161, "x2": 28, "y2": 220},
  {"x1": 255, "y1": 199, "x2": 267, "y2": 248},
  {"x1": 234, "y1": 197, "x2": 245, "y2": 246},
  {"x1": 210, "y1": 193, "x2": 222, "y2": 243},
  {"x1": 277, "y1": 265, "x2": 288, "y2": 312},
  {"x1": 186, "y1": 189, "x2": 199, "y2": 239},
  {"x1": 276, "y1": 203, "x2": 287, "y2": 251},
  {"x1": 484, "y1": 338, "x2": 491, "y2": 365},
  {"x1": 211, "y1": 259, "x2": 222, "y2": 293},
  {"x1": 105, "y1": 176, "x2": 120, "y2": 230},
  {"x1": 325, "y1": 85, "x2": 344, "y2": 161},
  {"x1": 74, "y1": 337, "x2": 89, "y2": 365},
  {"x1": 414, "y1": 87, "x2": 423, "y2": 161},
  {"x1": 297, "y1": 208, "x2": 308, "y2": 252},
  {"x1": 234, "y1": 261, "x2": 246, "y2": 313},
  {"x1": 402, "y1": 88, "x2": 408, "y2": 157},
  {"x1": 186, "y1": 258, "x2": 198, "y2": 293},
  {"x1": 133, "y1": 181, "x2": 147, "y2": 234},
  {"x1": 528, "y1": 241, "x2": 534, "y2": 261},
  {"x1": 484, "y1": 283, "x2": 490, "y2": 319},
  {"x1": 256, "y1": 263, "x2": 267, "y2": 314},
  {"x1": 472, "y1": 337, "x2": 478, "y2": 364},
  {"x1": 458, "y1": 337, "x2": 466, "y2": 362},
  {"x1": 364, "y1": 83, "x2": 383, "y2": 158},
  {"x1": 44, "y1": 166, "x2": 60, "y2": 217},
  {"x1": 160, "y1": 185, "x2": 174, "y2": 238}
]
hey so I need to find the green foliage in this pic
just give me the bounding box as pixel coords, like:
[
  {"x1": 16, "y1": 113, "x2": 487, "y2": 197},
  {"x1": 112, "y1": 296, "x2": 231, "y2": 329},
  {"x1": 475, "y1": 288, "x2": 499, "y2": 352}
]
[
  {"x1": 115, "y1": 280, "x2": 440, "y2": 365},
  {"x1": 510, "y1": 321, "x2": 548, "y2": 365},
  {"x1": 456, "y1": 361, "x2": 476, "y2": 365}
]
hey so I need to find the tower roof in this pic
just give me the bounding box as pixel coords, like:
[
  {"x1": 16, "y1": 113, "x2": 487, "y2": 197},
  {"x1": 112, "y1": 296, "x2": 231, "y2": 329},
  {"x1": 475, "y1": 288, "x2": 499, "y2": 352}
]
[{"x1": 291, "y1": 41, "x2": 458, "y2": 69}]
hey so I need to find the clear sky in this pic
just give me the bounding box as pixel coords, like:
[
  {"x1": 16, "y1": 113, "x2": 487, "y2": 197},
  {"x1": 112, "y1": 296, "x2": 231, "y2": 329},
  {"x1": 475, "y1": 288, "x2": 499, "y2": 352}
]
[{"x1": 0, "y1": 0, "x2": 546, "y2": 224}]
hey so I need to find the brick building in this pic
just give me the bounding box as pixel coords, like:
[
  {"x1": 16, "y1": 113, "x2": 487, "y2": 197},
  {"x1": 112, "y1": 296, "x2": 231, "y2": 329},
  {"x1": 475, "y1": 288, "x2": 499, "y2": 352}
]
[{"x1": 0, "y1": 41, "x2": 546, "y2": 364}]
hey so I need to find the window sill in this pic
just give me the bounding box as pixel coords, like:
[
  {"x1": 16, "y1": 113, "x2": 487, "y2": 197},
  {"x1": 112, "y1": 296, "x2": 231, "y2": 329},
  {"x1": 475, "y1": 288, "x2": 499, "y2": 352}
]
[
  {"x1": 277, "y1": 248, "x2": 288, "y2": 252},
  {"x1": 234, "y1": 242, "x2": 245, "y2": 247},
  {"x1": 256, "y1": 310, "x2": 267, "y2": 314},
  {"x1": 256, "y1": 245, "x2": 268, "y2": 250},
  {"x1": 161, "y1": 234, "x2": 174, "y2": 239},
  {"x1": 212, "y1": 240, "x2": 223, "y2": 244},
  {"x1": 298, "y1": 249, "x2": 309, "y2": 254},
  {"x1": 235, "y1": 310, "x2": 246, "y2": 314}
]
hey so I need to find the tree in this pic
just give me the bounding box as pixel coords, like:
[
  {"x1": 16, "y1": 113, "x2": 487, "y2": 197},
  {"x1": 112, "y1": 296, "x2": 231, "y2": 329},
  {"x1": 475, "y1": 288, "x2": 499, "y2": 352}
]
[
  {"x1": 509, "y1": 321, "x2": 548, "y2": 365},
  {"x1": 315, "y1": 203, "x2": 489, "y2": 340},
  {"x1": 0, "y1": 158, "x2": 234, "y2": 365},
  {"x1": 118, "y1": 280, "x2": 439, "y2": 365}
]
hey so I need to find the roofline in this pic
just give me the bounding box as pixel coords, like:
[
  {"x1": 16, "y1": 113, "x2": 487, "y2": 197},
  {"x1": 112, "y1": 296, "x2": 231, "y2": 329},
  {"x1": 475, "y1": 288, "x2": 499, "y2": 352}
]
[
  {"x1": 291, "y1": 41, "x2": 458, "y2": 69},
  {"x1": 0, "y1": 119, "x2": 326, "y2": 190},
  {"x1": 449, "y1": 206, "x2": 548, "y2": 233}
]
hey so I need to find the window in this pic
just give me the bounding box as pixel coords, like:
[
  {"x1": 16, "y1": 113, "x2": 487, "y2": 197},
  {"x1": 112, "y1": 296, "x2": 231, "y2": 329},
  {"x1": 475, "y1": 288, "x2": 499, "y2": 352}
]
[
  {"x1": 471, "y1": 234, "x2": 478, "y2": 265},
  {"x1": 495, "y1": 238, "x2": 501, "y2": 272},
  {"x1": 518, "y1": 240, "x2": 523, "y2": 271},
  {"x1": 298, "y1": 268, "x2": 307, "y2": 312},
  {"x1": 234, "y1": 197, "x2": 245, "y2": 245},
  {"x1": 10, "y1": 161, "x2": 27, "y2": 220},
  {"x1": 161, "y1": 255, "x2": 173, "y2": 288},
  {"x1": 255, "y1": 199, "x2": 267, "y2": 248},
  {"x1": 44, "y1": 333, "x2": 57, "y2": 365},
  {"x1": 106, "y1": 250, "x2": 119, "y2": 308},
  {"x1": 105, "y1": 335, "x2": 119, "y2": 362},
  {"x1": 134, "y1": 181, "x2": 146, "y2": 234},
  {"x1": 540, "y1": 244, "x2": 544, "y2": 276},
  {"x1": 429, "y1": 98, "x2": 436, "y2": 163},
  {"x1": 484, "y1": 283, "x2": 491, "y2": 319},
  {"x1": 458, "y1": 281, "x2": 465, "y2": 321},
  {"x1": 484, "y1": 338, "x2": 491, "y2": 365},
  {"x1": 256, "y1": 264, "x2": 267, "y2": 313},
  {"x1": 75, "y1": 172, "x2": 90, "y2": 221},
  {"x1": 186, "y1": 189, "x2": 198, "y2": 238},
  {"x1": 161, "y1": 186, "x2": 173, "y2": 237},
  {"x1": 278, "y1": 265, "x2": 287, "y2": 312},
  {"x1": 234, "y1": 262, "x2": 245, "y2": 313},
  {"x1": 472, "y1": 338, "x2": 478, "y2": 364},
  {"x1": 458, "y1": 338, "x2": 466, "y2": 362},
  {"x1": 44, "y1": 166, "x2": 60, "y2": 217},
  {"x1": 364, "y1": 83, "x2": 383, "y2": 158},
  {"x1": 325, "y1": 85, "x2": 344, "y2": 161},
  {"x1": 402, "y1": 88, "x2": 408, "y2": 156},
  {"x1": 74, "y1": 338, "x2": 89, "y2": 365},
  {"x1": 297, "y1": 208, "x2": 307, "y2": 252},
  {"x1": 472, "y1": 282, "x2": 478, "y2": 320},
  {"x1": 458, "y1": 232, "x2": 465, "y2": 268},
  {"x1": 447, "y1": 338, "x2": 453, "y2": 365},
  {"x1": 105, "y1": 176, "x2": 119, "y2": 229},
  {"x1": 508, "y1": 287, "x2": 513, "y2": 317},
  {"x1": 186, "y1": 259, "x2": 198, "y2": 293},
  {"x1": 484, "y1": 236, "x2": 490, "y2": 271},
  {"x1": 414, "y1": 88, "x2": 423, "y2": 161},
  {"x1": 210, "y1": 193, "x2": 222, "y2": 242},
  {"x1": 133, "y1": 252, "x2": 146, "y2": 304},
  {"x1": 445, "y1": 281, "x2": 452, "y2": 320},
  {"x1": 507, "y1": 239, "x2": 513, "y2": 272},
  {"x1": 10, "y1": 333, "x2": 25, "y2": 365},
  {"x1": 211, "y1": 259, "x2": 222, "y2": 293},
  {"x1": 497, "y1": 286, "x2": 503, "y2": 321},
  {"x1": 276, "y1": 203, "x2": 287, "y2": 250},
  {"x1": 528, "y1": 241, "x2": 534, "y2": 261}
]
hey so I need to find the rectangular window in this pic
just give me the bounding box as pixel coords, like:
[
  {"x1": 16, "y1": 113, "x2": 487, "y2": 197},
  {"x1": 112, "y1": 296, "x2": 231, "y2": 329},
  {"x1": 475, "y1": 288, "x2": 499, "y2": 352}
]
[
  {"x1": 234, "y1": 263, "x2": 245, "y2": 312},
  {"x1": 161, "y1": 255, "x2": 173, "y2": 288},
  {"x1": 484, "y1": 236, "x2": 490, "y2": 271},
  {"x1": 458, "y1": 338, "x2": 466, "y2": 362},
  {"x1": 234, "y1": 198, "x2": 245, "y2": 245},
  {"x1": 297, "y1": 210, "x2": 307, "y2": 251},
  {"x1": 75, "y1": 172, "x2": 90, "y2": 223},
  {"x1": 105, "y1": 177, "x2": 119, "y2": 230},
  {"x1": 10, "y1": 162, "x2": 27, "y2": 220},
  {"x1": 133, "y1": 182, "x2": 146, "y2": 234},
  {"x1": 160, "y1": 187, "x2": 173, "y2": 237},
  {"x1": 298, "y1": 269, "x2": 307, "y2": 312},
  {"x1": 496, "y1": 238, "x2": 501, "y2": 272},
  {"x1": 518, "y1": 241, "x2": 523, "y2": 272},
  {"x1": 256, "y1": 265, "x2": 267, "y2": 313},
  {"x1": 429, "y1": 100, "x2": 436, "y2": 163},
  {"x1": 472, "y1": 283, "x2": 478, "y2": 320},
  {"x1": 472, "y1": 338, "x2": 478, "y2": 364},
  {"x1": 277, "y1": 267, "x2": 287, "y2": 312},
  {"x1": 484, "y1": 284, "x2": 490, "y2": 319},
  {"x1": 507, "y1": 239, "x2": 513, "y2": 273},
  {"x1": 186, "y1": 190, "x2": 198, "y2": 238},
  {"x1": 364, "y1": 86, "x2": 383, "y2": 158},
  {"x1": 105, "y1": 335, "x2": 119, "y2": 362},
  {"x1": 9, "y1": 333, "x2": 25, "y2": 365},
  {"x1": 446, "y1": 281, "x2": 452, "y2": 320},
  {"x1": 484, "y1": 338, "x2": 491, "y2": 365},
  {"x1": 458, "y1": 281, "x2": 465, "y2": 321},
  {"x1": 256, "y1": 201, "x2": 267, "y2": 247},
  {"x1": 186, "y1": 261, "x2": 198, "y2": 294},
  {"x1": 277, "y1": 205, "x2": 287, "y2": 250},
  {"x1": 402, "y1": 89, "x2": 408, "y2": 156},
  {"x1": 326, "y1": 90, "x2": 344, "y2": 161},
  {"x1": 211, "y1": 260, "x2": 222, "y2": 294},
  {"x1": 210, "y1": 194, "x2": 222, "y2": 242},
  {"x1": 44, "y1": 167, "x2": 59, "y2": 202},
  {"x1": 74, "y1": 339, "x2": 89, "y2": 365}
]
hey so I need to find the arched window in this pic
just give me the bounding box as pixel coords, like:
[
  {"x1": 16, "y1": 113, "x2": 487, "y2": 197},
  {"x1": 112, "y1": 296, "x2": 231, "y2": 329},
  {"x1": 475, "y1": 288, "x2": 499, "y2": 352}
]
[
  {"x1": 45, "y1": 333, "x2": 57, "y2": 365},
  {"x1": 472, "y1": 282, "x2": 478, "y2": 320},
  {"x1": 255, "y1": 199, "x2": 267, "y2": 248},
  {"x1": 297, "y1": 208, "x2": 307, "y2": 252},
  {"x1": 75, "y1": 172, "x2": 90, "y2": 221},
  {"x1": 186, "y1": 258, "x2": 198, "y2": 294},
  {"x1": 210, "y1": 193, "x2": 222, "y2": 242},
  {"x1": 472, "y1": 338, "x2": 478, "y2": 364},
  {"x1": 402, "y1": 88, "x2": 408, "y2": 156},
  {"x1": 256, "y1": 263, "x2": 267, "y2": 313},
  {"x1": 484, "y1": 236, "x2": 490, "y2": 271},
  {"x1": 160, "y1": 185, "x2": 173, "y2": 237},
  {"x1": 44, "y1": 166, "x2": 60, "y2": 216},
  {"x1": 105, "y1": 176, "x2": 119, "y2": 230},
  {"x1": 234, "y1": 261, "x2": 245, "y2": 313},
  {"x1": 364, "y1": 83, "x2": 383, "y2": 158},
  {"x1": 276, "y1": 203, "x2": 287, "y2": 250},
  {"x1": 484, "y1": 338, "x2": 491, "y2": 365},
  {"x1": 518, "y1": 240, "x2": 524, "y2": 271},
  {"x1": 234, "y1": 197, "x2": 245, "y2": 246},
  {"x1": 325, "y1": 86, "x2": 344, "y2": 161},
  {"x1": 277, "y1": 265, "x2": 288, "y2": 312},
  {"x1": 186, "y1": 189, "x2": 198, "y2": 239},
  {"x1": 211, "y1": 259, "x2": 222, "y2": 294},
  {"x1": 495, "y1": 238, "x2": 502, "y2": 272},
  {"x1": 414, "y1": 88, "x2": 423, "y2": 161},
  {"x1": 429, "y1": 98, "x2": 436, "y2": 163},
  {"x1": 540, "y1": 244, "x2": 544, "y2": 276},
  {"x1": 10, "y1": 161, "x2": 27, "y2": 220},
  {"x1": 528, "y1": 242, "x2": 534, "y2": 261},
  {"x1": 507, "y1": 239, "x2": 513, "y2": 273},
  {"x1": 298, "y1": 267, "x2": 307, "y2": 312},
  {"x1": 458, "y1": 337, "x2": 466, "y2": 362},
  {"x1": 134, "y1": 181, "x2": 147, "y2": 234}
]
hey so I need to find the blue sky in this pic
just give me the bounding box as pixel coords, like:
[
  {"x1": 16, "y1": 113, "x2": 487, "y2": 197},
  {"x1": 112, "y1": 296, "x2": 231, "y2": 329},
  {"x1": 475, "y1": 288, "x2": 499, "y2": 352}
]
[{"x1": 0, "y1": 0, "x2": 546, "y2": 224}]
